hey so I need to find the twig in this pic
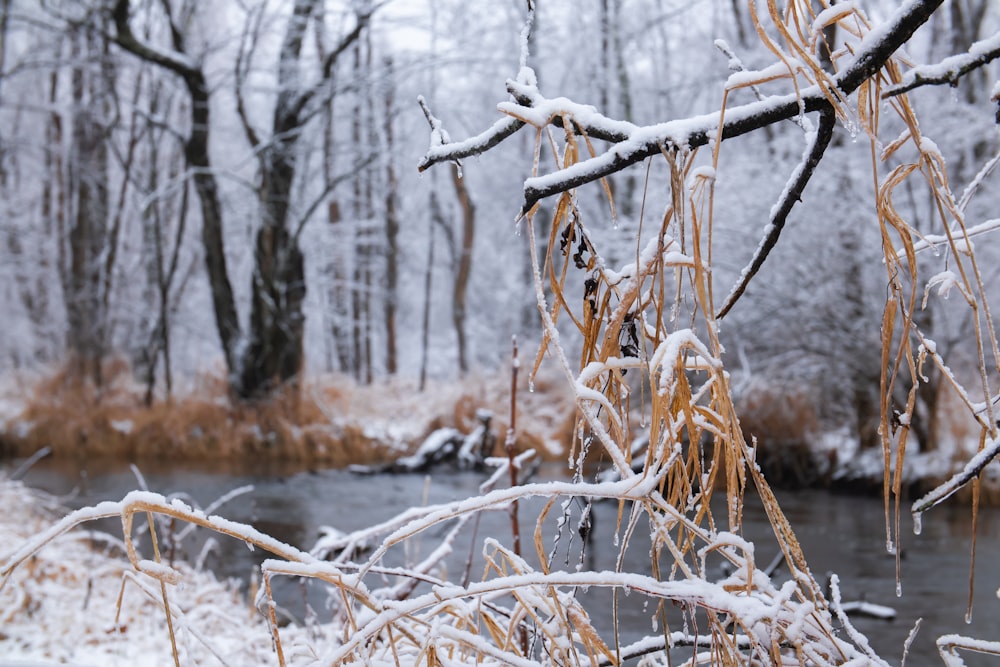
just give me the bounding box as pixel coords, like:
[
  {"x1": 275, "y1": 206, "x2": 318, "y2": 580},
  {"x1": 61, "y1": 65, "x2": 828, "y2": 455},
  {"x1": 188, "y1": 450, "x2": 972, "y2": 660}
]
[
  {"x1": 505, "y1": 335, "x2": 528, "y2": 656},
  {"x1": 506, "y1": 336, "x2": 522, "y2": 558},
  {"x1": 912, "y1": 435, "x2": 1000, "y2": 515},
  {"x1": 9, "y1": 446, "x2": 52, "y2": 481},
  {"x1": 147, "y1": 512, "x2": 180, "y2": 667},
  {"x1": 716, "y1": 105, "x2": 837, "y2": 318},
  {"x1": 883, "y1": 33, "x2": 1000, "y2": 98}
]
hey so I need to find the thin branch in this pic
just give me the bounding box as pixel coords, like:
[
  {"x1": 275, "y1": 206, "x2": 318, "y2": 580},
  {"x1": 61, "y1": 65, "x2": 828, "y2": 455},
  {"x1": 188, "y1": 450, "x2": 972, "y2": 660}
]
[
  {"x1": 912, "y1": 435, "x2": 1000, "y2": 515},
  {"x1": 287, "y1": 7, "x2": 373, "y2": 124},
  {"x1": 716, "y1": 106, "x2": 837, "y2": 319},
  {"x1": 292, "y1": 153, "x2": 378, "y2": 242},
  {"x1": 418, "y1": 0, "x2": 944, "y2": 213},
  {"x1": 417, "y1": 95, "x2": 524, "y2": 172},
  {"x1": 883, "y1": 32, "x2": 1000, "y2": 98},
  {"x1": 234, "y1": 2, "x2": 265, "y2": 149}
]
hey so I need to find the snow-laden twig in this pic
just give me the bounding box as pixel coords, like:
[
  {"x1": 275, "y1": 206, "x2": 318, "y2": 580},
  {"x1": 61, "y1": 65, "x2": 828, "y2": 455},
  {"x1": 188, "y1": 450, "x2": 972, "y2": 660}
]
[
  {"x1": 883, "y1": 31, "x2": 1000, "y2": 98},
  {"x1": 716, "y1": 105, "x2": 836, "y2": 319},
  {"x1": 1, "y1": 490, "x2": 316, "y2": 591},
  {"x1": 912, "y1": 436, "x2": 1000, "y2": 517},
  {"x1": 827, "y1": 574, "x2": 893, "y2": 667},
  {"x1": 905, "y1": 218, "x2": 1000, "y2": 257},
  {"x1": 937, "y1": 633, "x2": 1000, "y2": 666}
]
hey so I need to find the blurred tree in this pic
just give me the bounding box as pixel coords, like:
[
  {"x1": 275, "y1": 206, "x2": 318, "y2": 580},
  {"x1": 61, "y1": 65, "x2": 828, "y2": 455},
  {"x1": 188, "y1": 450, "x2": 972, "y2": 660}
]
[
  {"x1": 62, "y1": 17, "x2": 115, "y2": 386},
  {"x1": 113, "y1": 0, "x2": 369, "y2": 399}
]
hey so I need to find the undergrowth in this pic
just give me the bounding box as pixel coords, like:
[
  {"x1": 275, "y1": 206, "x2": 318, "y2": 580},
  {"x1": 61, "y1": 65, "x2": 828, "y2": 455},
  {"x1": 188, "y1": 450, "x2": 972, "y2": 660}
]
[{"x1": 1, "y1": 364, "x2": 573, "y2": 465}]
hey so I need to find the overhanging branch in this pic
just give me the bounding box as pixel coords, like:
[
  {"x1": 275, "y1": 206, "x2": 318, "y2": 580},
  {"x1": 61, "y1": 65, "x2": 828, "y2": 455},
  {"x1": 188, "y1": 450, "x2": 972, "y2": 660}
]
[
  {"x1": 716, "y1": 106, "x2": 837, "y2": 319},
  {"x1": 883, "y1": 32, "x2": 1000, "y2": 98},
  {"x1": 417, "y1": 0, "x2": 946, "y2": 214}
]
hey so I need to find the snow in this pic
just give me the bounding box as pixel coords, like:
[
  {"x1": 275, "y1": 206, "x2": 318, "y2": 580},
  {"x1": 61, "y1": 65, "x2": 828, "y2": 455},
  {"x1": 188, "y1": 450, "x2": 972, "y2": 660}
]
[
  {"x1": 110, "y1": 419, "x2": 134, "y2": 435},
  {"x1": 0, "y1": 478, "x2": 309, "y2": 666},
  {"x1": 500, "y1": 78, "x2": 637, "y2": 139},
  {"x1": 937, "y1": 634, "x2": 1000, "y2": 665},
  {"x1": 648, "y1": 328, "x2": 719, "y2": 394},
  {"x1": 886, "y1": 31, "x2": 1000, "y2": 96},
  {"x1": 725, "y1": 60, "x2": 800, "y2": 90},
  {"x1": 811, "y1": 2, "x2": 859, "y2": 33},
  {"x1": 925, "y1": 271, "x2": 962, "y2": 300},
  {"x1": 393, "y1": 426, "x2": 462, "y2": 470}
]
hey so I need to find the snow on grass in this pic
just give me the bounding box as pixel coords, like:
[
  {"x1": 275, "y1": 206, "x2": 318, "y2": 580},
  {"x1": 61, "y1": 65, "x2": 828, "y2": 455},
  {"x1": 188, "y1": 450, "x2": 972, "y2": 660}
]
[{"x1": 0, "y1": 477, "x2": 311, "y2": 666}]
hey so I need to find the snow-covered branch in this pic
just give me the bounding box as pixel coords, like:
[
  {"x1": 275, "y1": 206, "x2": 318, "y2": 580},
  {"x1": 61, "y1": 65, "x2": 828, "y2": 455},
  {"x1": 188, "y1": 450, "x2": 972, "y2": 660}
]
[
  {"x1": 883, "y1": 32, "x2": 1000, "y2": 98},
  {"x1": 419, "y1": 0, "x2": 945, "y2": 213},
  {"x1": 912, "y1": 436, "x2": 1000, "y2": 517},
  {"x1": 716, "y1": 106, "x2": 837, "y2": 319}
]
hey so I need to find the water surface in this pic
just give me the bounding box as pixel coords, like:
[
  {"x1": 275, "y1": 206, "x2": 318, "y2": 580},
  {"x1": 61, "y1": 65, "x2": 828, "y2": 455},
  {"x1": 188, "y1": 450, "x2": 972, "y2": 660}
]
[{"x1": 11, "y1": 457, "x2": 1000, "y2": 666}]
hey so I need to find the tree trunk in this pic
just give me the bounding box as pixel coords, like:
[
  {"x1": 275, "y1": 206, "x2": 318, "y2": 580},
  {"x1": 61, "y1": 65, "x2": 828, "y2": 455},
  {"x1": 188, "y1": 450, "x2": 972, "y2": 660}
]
[
  {"x1": 450, "y1": 165, "x2": 476, "y2": 375},
  {"x1": 599, "y1": 0, "x2": 634, "y2": 220},
  {"x1": 235, "y1": 0, "x2": 316, "y2": 398},
  {"x1": 64, "y1": 26, "x2": 111, "y2": 386},
  {"x1": 239, "y1": 219, "x2": 306, "y2": 398},
  {"x1": 320, "y1": 78, "x2": 350, "y2": 373},
  {"x1": 418, "y1": 190, "x2": 439, "y2": 391},
  {"x1": 382, "y1": 57, "x2": 399, "y2": 376}
]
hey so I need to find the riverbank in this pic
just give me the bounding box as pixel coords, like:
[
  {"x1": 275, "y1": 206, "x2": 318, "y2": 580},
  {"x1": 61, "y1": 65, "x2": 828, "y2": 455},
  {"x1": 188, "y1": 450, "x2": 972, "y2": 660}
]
[
  {"x1": 0, "y1": 476, "x2": 312, "y2": 665},
  {"x1": 0, "y1": 364, "x2": 997, "y2": 502},
  {"x1": 0, "y1": 365, "x2": 576, "y2": 466},
  {"x1": 4, "y1": 464, "x2": 1000, "y2": 665}
]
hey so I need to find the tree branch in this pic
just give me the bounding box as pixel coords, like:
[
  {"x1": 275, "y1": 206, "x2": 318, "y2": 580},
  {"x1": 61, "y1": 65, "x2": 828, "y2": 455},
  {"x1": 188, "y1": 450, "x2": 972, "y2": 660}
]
[
  {"x1": 418, "y1": 0, "x2": 946, "y2": 214},
  {"x1": 882, "y1": 32, "x2": 1000, "y2": 98},
  {"x1": 716, "y1": 106, "x2": 837, "y2": 319},
  {"x1": 292, "y1": 153, "x2": 377, "y2": 242},
  {"x1": 111, "y1": 0, "x2": 197, "y2": 78},
  {"x1": 234, "y1": 2, "x2": 265, "y2": 149},
  {"x1": 287, "y1": 7, "x2": 372, "y2": 124}
]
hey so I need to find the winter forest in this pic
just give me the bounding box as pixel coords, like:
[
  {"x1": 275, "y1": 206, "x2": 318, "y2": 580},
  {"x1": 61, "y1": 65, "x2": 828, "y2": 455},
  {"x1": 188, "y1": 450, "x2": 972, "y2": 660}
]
[{"x1": 2, "y1": 0, "x2": 1000, "y2": 665}]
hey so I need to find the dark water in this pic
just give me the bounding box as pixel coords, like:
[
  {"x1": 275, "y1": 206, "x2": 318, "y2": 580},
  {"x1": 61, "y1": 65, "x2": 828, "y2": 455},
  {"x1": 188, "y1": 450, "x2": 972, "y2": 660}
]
[{"x1": 8, "y1": 457, "x2": 1000, "y2": 666}]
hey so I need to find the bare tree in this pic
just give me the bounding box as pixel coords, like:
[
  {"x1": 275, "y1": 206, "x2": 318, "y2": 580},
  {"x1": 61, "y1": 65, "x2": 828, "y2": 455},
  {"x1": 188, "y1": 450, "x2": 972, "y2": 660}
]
[
  {"x1": 113, "y1": 0, "x2": 369, "y2": 399},
  {"x1": 381, "y1": 56, "x2": 399, "y2": 376},
  {"x1": 61, "y1": 18, "x2": 115, "y2": 386}
]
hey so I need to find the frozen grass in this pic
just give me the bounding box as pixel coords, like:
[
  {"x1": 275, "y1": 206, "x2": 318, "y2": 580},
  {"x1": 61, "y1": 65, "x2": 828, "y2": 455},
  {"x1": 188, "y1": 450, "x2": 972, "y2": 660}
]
[{"x1": 0, "y1": 477, "x2": 306, "y2": 666}]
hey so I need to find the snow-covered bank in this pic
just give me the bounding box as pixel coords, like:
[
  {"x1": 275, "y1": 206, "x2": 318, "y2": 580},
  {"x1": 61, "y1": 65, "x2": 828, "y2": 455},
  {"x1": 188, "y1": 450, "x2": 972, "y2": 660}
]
[
  {"x1": 0, "y1": 470, "x2": 889, "y2": 667},
  {"x1": 0, "y1": 477, "x2": 312, "y2": 666}
]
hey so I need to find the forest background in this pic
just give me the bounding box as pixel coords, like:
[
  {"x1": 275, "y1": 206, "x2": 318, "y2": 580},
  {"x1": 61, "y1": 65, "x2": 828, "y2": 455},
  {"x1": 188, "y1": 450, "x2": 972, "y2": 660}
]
[{"x1": 0, "y1": 0, "x2": 997, "y2": 491}]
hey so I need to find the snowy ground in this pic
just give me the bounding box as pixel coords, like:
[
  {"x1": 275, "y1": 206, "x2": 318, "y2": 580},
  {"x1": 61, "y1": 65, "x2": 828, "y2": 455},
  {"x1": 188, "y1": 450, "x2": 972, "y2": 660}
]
[{"x1": 0, "y1": 477, "x2": 311, "y2": 666}]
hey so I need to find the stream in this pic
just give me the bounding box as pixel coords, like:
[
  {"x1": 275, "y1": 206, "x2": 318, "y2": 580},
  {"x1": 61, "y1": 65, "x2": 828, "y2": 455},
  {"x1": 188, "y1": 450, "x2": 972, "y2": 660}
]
[{"x1": 8, "y1": 456, "x2": 1000, "y2": 666}]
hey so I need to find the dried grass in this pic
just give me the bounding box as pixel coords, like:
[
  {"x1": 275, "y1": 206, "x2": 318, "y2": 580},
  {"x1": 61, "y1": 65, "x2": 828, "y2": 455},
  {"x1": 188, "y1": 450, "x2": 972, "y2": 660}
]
[
  {"x1": 3, "y1": 362, "x2": 575, "y2": 466},
  {"x1": 737, "y1": 383, "x2": 823, "y2": 487}
]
